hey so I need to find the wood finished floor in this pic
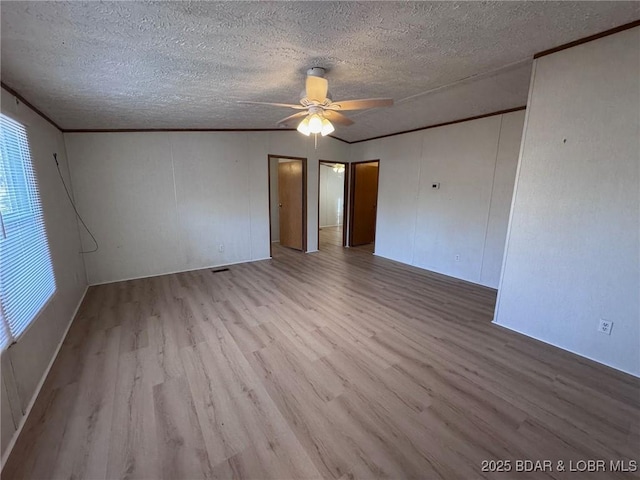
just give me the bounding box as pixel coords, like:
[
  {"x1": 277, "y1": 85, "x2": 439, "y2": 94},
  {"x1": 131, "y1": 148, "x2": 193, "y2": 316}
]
[
  {"x1": 4, "y1": 237, "x2": 639, "y2": 479},
  {"x1": 319, "y1": 226, "x2": 374, "y2": 253},
  {"x1": 319, "y1": 226, "x2": 345, "y2": 248}
]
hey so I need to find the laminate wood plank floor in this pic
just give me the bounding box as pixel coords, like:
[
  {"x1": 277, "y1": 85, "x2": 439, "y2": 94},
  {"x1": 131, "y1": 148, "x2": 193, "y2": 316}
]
[
  {"x1": 4, "y1": 242, "x2": 639, "y2": 479},
  {"x1": 319, "y1": 226, "x2": 344, "y2": 248},
  {"x1": 319, "y1": 226, "x2": 375, "y2": 253}
]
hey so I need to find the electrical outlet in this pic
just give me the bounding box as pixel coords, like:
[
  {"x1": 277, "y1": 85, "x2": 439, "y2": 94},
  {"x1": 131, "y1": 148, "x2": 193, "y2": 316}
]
[
  {"x1": 598, "y1": 319, "x2": 613, "y2": 335},
  {"x1": 454, "y1": 254, "x2": 460, "y2": 262},
  {"x1": 218, "y1": 244, "x2": 225, "y2": 253}
]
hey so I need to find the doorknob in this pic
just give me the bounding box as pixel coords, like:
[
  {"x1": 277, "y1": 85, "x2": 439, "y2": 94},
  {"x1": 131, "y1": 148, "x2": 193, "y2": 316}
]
[{"x1": 279, "y1": 203, "x2": 282, "y2": 207}]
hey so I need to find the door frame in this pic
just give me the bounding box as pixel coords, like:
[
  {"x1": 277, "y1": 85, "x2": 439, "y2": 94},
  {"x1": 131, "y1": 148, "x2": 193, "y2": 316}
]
[
  {"x1": 317, "y1": 160, "x2": 349, "y2": 249},
  {"x1": 267, "y1": 154, "x2": 308, "y2": 256},
  {"x1": 348, "y1": 159, "x2": 380, "y2": 248}
]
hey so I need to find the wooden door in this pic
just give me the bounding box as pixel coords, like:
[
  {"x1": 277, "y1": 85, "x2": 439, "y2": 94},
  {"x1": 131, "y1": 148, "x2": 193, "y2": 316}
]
[
  {"x1": 351, "y1": 161, "x2": 379, "y2": 246},
  {"x1": 278, "y1": 161, "x2": 304, "y2": 250}
]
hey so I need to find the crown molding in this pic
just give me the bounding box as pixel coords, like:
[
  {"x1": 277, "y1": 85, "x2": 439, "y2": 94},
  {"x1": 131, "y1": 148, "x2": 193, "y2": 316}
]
[
  {"x1": 534, "y1": 19, "x2": 640, "y2": 59},
  {"x1": 1, "y1": 82, "x2": 63, "y2": 131}
]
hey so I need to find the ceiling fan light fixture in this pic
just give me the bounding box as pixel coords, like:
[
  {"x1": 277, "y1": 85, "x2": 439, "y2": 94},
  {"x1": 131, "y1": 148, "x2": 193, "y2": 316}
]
[
  {"x1": 240, "y1": 67, "x2": 393, "y2": 139},
  {"x1": 308, "y1": 114, "x2": 323, "y2": 134},
  {"x1": 297, "y1": 117, "x2": 311, "y2": 136},
  {"x1": 320, "y1": 118, "x2": 335, "y2": 136}
]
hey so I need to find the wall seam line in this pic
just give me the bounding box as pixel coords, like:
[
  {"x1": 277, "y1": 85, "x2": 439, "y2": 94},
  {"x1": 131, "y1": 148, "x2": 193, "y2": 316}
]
[
  {"x1": 479, "y1": 115, "x2": 503, "y2": 283},
  {"x1": 410, "y1": 133, "x2": 426, "y2": 266},
  {"x1": 169, "y1": 135, "x2": 180, "y2": 268},
  {"x1": 247, "y1": 138, "x2": 253, "y2": 260}
]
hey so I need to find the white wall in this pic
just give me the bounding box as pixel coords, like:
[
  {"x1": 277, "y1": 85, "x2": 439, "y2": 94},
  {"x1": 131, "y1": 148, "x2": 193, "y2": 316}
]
[
  {"x1": 350, "y1": 110, "x2": 525, "y2": 288},
  {"x1": 64, "y1": 131, "x2": 349, "y2": 284},
  {"x1": 319, "y1": 164, "x2": 344, "y2": 228},
  {"x1": 64, "y1": 115, "x2": 519, "y2": 289},
  {"x1": 495, "y1": 28, "x2": 640, "y2": 376},
  {"x1": 0, "y1": 87, "x2": 87, "y2": 460}
]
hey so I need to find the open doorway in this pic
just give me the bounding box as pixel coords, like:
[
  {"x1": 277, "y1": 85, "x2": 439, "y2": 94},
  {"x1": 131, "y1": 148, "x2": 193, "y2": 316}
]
[
  {"x1": 268, "y1": 155, "x2": 307, "y2": 256},
  {"x1": 349, "y1": 160, "x2": 379, "y2": 252},
  {"x1": 318, "y1": 161, "x2": 348, "y2": 250}
]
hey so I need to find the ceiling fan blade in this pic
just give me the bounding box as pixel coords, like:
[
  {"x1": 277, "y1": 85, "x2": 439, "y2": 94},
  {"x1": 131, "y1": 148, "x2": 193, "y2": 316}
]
[
  {"x1": 277, "y1": 111, "x2": 309, "y2": 126},
  {"x1": 324, "y1": 110, "x2": 354, "y2": 126},
  {"x1": 237, "y1": 101, "x2": 305, "y2": 109},
  {"x1": 327, "y1": 98, "x2": 394, "y2": 110},
  {"x1": 305, "y1": 76, "x2": 328, "y2": 103}
]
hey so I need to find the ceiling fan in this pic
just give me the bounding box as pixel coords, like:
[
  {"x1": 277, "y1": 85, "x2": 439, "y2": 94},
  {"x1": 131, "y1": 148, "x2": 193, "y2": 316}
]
[{"x1": 239, "y1": 67, "x2": 393, "y2": 136}]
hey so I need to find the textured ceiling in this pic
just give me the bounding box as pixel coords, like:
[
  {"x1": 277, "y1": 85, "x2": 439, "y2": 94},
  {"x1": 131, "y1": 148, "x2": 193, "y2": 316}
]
[{"x1": 1, "y1": 1, "x2": 638, "y2": 142}]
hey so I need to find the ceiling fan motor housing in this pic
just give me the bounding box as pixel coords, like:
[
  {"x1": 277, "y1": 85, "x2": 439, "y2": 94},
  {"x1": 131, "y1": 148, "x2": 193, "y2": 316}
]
[
  {"x1": 306, "y1": 67, "x2": 326, "y2": 77},
  {"x1": 300, "y1": 91, "x2": 332, "y2": 104},
  {"x1": 239, "y1": 65, "x2": 391, "y2": 129}
]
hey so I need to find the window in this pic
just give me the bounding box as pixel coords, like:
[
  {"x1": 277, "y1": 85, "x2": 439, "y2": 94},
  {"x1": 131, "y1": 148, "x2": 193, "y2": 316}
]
[{"x1": 0, "y1": 114, "x2": 55, "y2": 350}]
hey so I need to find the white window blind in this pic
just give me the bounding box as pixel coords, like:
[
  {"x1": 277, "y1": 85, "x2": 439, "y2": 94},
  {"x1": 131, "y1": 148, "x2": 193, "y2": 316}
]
[{"x1": 0, "y1": 114, "x2": 55, "y2": 351}]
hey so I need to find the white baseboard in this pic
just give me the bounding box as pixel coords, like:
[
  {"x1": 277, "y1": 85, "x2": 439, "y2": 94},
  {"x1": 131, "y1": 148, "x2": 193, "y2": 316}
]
[
  {"x1": 372, "y1": 252, "x2": 498, "y2": 291},
  {"x1": 1, "y1": 285, "x2": 89, "y2": 470},
  {"x1": 88, "y1": 257, "x2": 272, "y2": 286},
  {"x1": 491, "y1": 320, "x2": 640, "y2": 379}
]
